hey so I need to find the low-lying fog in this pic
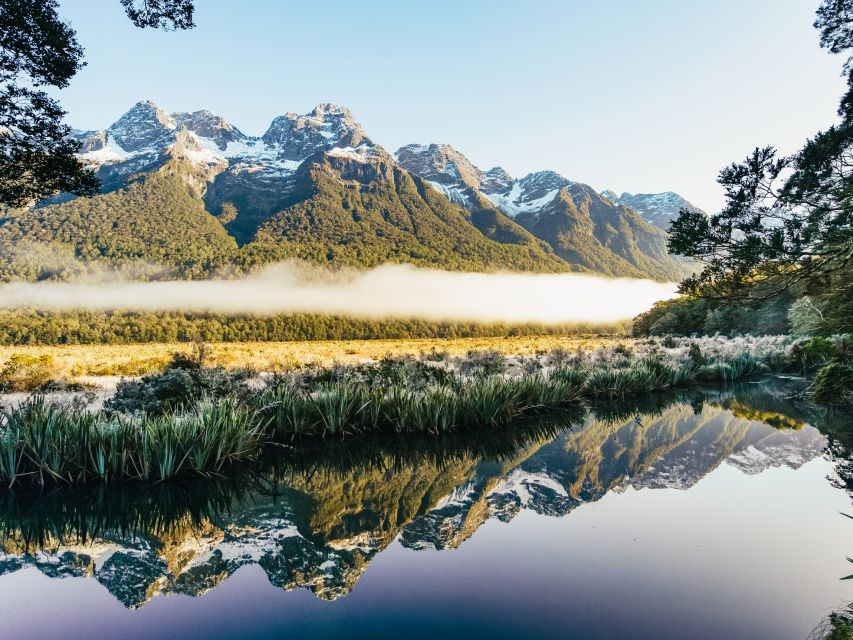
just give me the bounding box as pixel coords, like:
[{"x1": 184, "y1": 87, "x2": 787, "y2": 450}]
[{"x1": 0, "y1": 263, "x2": 677, "y2": 324}]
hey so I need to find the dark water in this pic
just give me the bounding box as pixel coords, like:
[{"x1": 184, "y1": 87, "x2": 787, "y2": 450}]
[{"x1": 0, "y1": 382, "x2": 850, "y2": 640}]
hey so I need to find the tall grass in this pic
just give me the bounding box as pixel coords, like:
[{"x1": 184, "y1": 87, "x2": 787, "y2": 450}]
[
  {"x1": 0, "y1": 396, "x2": 262, "y2": 486},
  {"x1": 0, "y1": 349, "x2": 774, "y2": 487}
]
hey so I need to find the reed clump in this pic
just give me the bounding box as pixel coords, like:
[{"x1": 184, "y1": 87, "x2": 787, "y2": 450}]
[
  {"x1": 0, "y1": 396, "x2": 262, "y2": 486},
  {"x1": 0, "y1": 347, "x2": 777, "y2": 487}
]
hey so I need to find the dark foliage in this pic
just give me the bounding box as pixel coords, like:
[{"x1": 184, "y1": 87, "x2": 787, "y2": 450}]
[
  {"x1": 0, "y1": 0, "x2": 97, "y2": 206},
  {"x1": 668, "y1": 0, "x2": 853, "y2": 304},
  {"x1": 0, "y1": 0, "x2": 194, "y2": 206},
  {"x1": 631, "y1": 295, "x2": 792, "y2": 337},
  {"x1": 106, "y1": 358, "x2": 253, "y2": 415},
  {"x1": 120, "y1": 0, "x2": 194, "y2": 30},
  {"x1": 812, "y1": 360, "x2": 853, "y2": 405}
]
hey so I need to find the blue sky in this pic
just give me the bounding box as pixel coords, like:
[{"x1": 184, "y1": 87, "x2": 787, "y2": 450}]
[{"x1": 53, "y1": 0, "x2": 845, "y2": 212}]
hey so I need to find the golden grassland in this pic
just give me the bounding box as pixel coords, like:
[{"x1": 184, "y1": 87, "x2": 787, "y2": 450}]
[{"x1": 0, "y1": 335, "x2": 629, "y2": 378}]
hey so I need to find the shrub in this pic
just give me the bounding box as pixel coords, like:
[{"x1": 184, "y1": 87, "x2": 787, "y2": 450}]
[
  {"x1": 107, "y1": 366, "x2": 253, "y2": 415},
  {"x1": 812, "y1": 361, "x2": 853, "y2": 406},
  {"x1": 787, "y1": 336, "x2": 839, "y2": 370},
  {"x1": 0, "y1": 354, "x2": 58, "y2": 392},
  {"x1": 458, "y1": 349, "x2": 507, "y2": 377},
  {"x1": 688, "y1": 343, "x2": 705, "y2": 367},
  {"x1": 545, "y1": 347, "x2": 572, "y2": 366}
]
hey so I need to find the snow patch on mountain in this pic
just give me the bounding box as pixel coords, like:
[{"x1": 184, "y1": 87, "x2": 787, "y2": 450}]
[
  {"x1": 604, "y1": 190, "x2": 705, "y2": 229},
  {"x1": 484, "y1": 185, "x2": 560, "y2": 217}
]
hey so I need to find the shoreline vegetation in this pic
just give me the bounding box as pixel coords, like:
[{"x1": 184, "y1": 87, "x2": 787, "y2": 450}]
[{"x1": 0, "y1": 334, "x2": 847, "y2": 488}]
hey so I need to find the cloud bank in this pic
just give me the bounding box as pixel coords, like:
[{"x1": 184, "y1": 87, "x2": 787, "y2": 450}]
[{"x1": 0, "y1": 263, "x2": 677, "y2": 324}]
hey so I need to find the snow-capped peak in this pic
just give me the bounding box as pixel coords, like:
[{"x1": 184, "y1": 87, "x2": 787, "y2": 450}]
[
  {"x1": 394, "y1": 143, "x2": 482, "y2": 187},
  {"x1": 107, "y1": 100, "x2": 177, "y2": 152},
  {"x1": 172, "y1": 110, "x2": 247, "y2": 151},
  {"x1": 604, "y1": 190, "x2": 705, "y2": 229},
  {"x1": 261, "y1": 103, "x2": 370, "y2": 161}
]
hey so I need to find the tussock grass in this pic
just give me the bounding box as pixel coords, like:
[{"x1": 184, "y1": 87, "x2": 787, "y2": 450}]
[
  {"x1": 0, "y1": 396, "x2": 262, "y2": 486},
  {"x1": 0, "y1": 343, "x2": 781, "y2": 487}
]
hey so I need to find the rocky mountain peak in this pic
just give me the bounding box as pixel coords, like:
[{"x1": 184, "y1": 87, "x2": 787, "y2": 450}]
[
  {"x1": 481, "y1": 166, "x2": 513, "y2": 192},
  {"x1": 107, "y1": 100, "x2": 177, "y2": 152},
  {"x1": 518, "y1": 170, "x2": 571, "y2": 193},
  {"x1": 261, "y1": 103, "x2": 370, "y2": 160},
  {"x1": 394, "y1": 143, "x2": 483, "y2": 189},
  {"x1": 605, "y1": 190, "x2": 705, "y2": 229},
  {"x1": 310, "y1": 102, "x2": 354, "y2": 119},
  {"x1": 172, "y1": 110, "x2": 246, "y2": 151}
]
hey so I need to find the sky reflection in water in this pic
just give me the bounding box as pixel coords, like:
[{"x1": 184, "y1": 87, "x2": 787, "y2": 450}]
[{"x1": 0, "y1": 384, "x2": 849, "y2": 640}]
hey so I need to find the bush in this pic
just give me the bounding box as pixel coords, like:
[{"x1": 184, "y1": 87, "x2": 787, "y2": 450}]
[
  {"x1": 0, "y1": 354, "x2": 57, "y2": 392},
  {"x1": 107, "y1": 365, "x2": 253, "y2": 415},
  {"x1": 458, "y1": 349, "x2": 506, "y2": 377},
  {"x1": 788, "y1": 336, "x2": 839, "y2": 370},
  {"x1": 812, "y1": 361, "x2": 853, "y2": 406}
]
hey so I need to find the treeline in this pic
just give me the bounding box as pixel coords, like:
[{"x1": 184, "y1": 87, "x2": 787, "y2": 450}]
[
  {"x1": 0, "y1": 310, "x2": 622, "y2": 345},
  {"x1": 633, "y1": 271, "x2": 852, "y2": 337}
]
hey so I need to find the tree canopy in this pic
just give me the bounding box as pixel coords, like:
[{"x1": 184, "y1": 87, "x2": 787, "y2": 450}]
[
  {"x1": 0, "y1": 0, "x2": 194, "y2": 207},
  {"x1": 668, "y1": 0, "x2": 853, "y2": 305}
]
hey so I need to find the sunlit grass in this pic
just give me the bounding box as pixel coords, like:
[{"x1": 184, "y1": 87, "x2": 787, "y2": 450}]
[
  {"x1": 0, "y1": 335, "x2": 624, "y2": 380},
  {"x1": 0, "y1": 334, "x2": 805, "y2": 487}
]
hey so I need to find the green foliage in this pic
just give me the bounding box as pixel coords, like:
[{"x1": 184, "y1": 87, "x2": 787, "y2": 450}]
[
  {"x1": 789, "y1": 336, "x2": 841, "y2": 370},
  {"x1": 0, "y1": 395, "x2": 259, "y2": 485},
  {"x1": 0, "y1": 170, "x2": 238, "y2": 280},
  {"x1": 810, "y1": 604, "x2": 853, "y2": 640},
  {"x1": 0, "y1": 0, "x2": 193, "y2": 206},
  {"x1": 0, "y1": 0, "x2": 98, "y2": 206},
  {"x1": 0, "y1": 309, "x2": 617, "y2": 345},
  {"x1": 695, "y1": 353, "x2": 767, "y2": 383},
  {"x1": 106, "y1": 363, "x2": 252, "y2": 415},
  {"x1": 120, "y1": 0, "x2": 195, "y2": 30},
  {"x1": 813, "y1": 361, "x2": 853, "y2": 405},
  {"x1": 139, "y1": 397, "x2": 260, "y2": 479},
  {"x1": 668, "y1": 1, "x2": 853, "y2": 303},
  {"x1": 688, "y1": 342, "x2": 705, "y2": 367},
  {"x1": 582, "y1": 358, "x2": 693, "y2": 397},
  {"x1": 788, "y1": 296, "x2": 826, "y2": 335}
]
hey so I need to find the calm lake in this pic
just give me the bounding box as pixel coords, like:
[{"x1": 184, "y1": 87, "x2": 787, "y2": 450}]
[{"x1": 0, "y1": 381, "x2": 849, "y2": 639}]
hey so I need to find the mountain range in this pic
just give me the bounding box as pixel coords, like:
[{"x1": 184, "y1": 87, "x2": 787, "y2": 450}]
[{"x1": 0, "y1": 101, "x2": 702, "y2": 281}]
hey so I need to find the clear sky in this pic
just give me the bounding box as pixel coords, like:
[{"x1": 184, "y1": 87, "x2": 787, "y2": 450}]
[{"x1": 51, "y1": 0, "x2": 846, "y2": 212}]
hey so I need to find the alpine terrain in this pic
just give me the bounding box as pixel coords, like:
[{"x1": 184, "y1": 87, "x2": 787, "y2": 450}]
[{"x1": 0, "y1": 102, "x2": 696, "y2": 281}]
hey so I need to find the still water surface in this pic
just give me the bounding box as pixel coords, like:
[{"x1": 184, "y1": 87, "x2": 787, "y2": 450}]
[{"x1": 0, "y1": 382, "x2": 849, "y2": 639}]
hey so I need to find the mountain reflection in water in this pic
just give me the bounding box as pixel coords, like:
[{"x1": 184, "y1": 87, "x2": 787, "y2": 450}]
[{"x1": 0, "y1": 380, "x2": 843, "y2": 613}]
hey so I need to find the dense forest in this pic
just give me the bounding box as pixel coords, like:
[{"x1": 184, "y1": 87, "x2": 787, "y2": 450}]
[
  {"x1": 0, "y1": 309, "x2": 617, "y2": 345},
  {"x1": 0, "y1": 153, "x2": 571, "y2": 282},
  {"x1": 239, "y1": 158, "x2": 570, "y2": 273}
]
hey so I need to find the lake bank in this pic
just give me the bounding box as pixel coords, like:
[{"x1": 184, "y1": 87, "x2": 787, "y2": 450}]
[{"x1": 0, "y1": 333, "x2": 836, "y2": 487}]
